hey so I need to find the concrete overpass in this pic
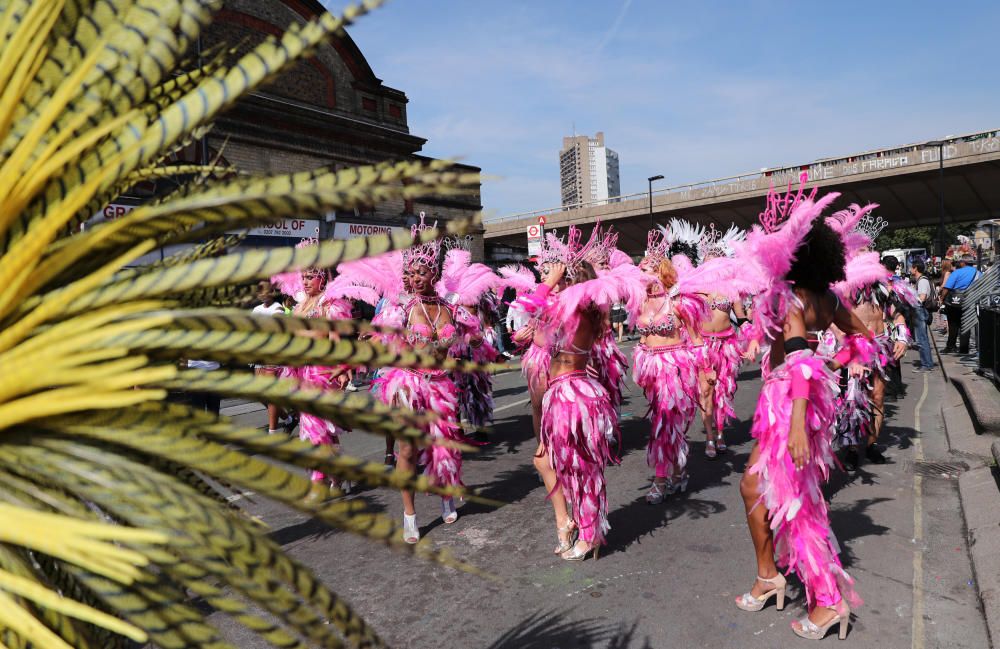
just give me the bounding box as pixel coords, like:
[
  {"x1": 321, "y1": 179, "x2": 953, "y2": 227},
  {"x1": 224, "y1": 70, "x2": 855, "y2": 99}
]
[{"x1": 484, "y1": 129, "x2": 1000, "y2": 256}]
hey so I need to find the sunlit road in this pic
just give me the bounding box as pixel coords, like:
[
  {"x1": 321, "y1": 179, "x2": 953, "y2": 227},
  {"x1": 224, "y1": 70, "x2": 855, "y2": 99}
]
[{"x1": 211, "y1": 341, "x2": 987, "y2": 649}]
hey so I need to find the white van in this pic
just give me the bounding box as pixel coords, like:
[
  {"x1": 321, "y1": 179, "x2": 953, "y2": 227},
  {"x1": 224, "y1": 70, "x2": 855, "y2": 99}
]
[{"x1": 881, "y1": 248, "x2": 928, "y2": 272}]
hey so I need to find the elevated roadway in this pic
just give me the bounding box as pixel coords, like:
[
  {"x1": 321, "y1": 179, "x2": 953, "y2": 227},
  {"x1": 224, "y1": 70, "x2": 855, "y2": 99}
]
[{"x1": 485, "y1": 129, "x2": 1000, "y2": 256}]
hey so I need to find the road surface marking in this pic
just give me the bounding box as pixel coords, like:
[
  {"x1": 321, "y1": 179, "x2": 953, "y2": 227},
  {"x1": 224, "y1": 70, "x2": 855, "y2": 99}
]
[
  {"x1": 911, "y1": 372, "x2": 928, "y2": 649},
  {"x1": 493, "y1": 397, "x2": 531, "y2": 413}
]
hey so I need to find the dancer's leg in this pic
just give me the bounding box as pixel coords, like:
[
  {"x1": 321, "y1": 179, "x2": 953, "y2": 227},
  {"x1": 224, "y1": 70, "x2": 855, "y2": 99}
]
[
  {"x1": 699, "y1": 368, "x2": 717, "y2": 440},
  {"x1": 533, "y1": 441, "x2": 573, "y2": 552},
  {"x1": 870, "y1": 373, "x2": 885, "y2": 443},
  {"x1": 739, "y1": 443, "x2": 779, "y2": 597},
  {"x1": 396, "y1": 440, "x2": 418, "y2": 515}
]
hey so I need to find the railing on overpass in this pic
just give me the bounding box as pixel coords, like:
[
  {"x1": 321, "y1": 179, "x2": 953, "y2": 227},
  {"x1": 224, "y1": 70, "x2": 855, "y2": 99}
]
[{"x1": 487, "y1": 128, "x2": 1000, "y2": 225}]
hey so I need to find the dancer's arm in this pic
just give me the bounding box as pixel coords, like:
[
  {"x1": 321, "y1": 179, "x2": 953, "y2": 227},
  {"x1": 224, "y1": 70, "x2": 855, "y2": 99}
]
[{"x1": 783, "y1": 306, "x2": 811, "y2": 471}]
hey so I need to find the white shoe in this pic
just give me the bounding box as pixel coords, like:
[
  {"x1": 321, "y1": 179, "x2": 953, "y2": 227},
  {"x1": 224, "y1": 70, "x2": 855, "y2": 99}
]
[
  {"x1": 403, "y1": 513, "x2": 419, "y2": 544},
  {"x1": 267, "y1": 429, "x2": 281, "y2": 435},
  {"x1": 441, "y1": 497, "x2": 458, "y2": 524}
]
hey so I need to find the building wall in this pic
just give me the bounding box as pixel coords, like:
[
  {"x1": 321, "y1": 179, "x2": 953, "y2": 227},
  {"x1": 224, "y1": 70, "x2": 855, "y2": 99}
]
[{"x1": 559, "y1": 132, "x2": 619, "y2": 207}]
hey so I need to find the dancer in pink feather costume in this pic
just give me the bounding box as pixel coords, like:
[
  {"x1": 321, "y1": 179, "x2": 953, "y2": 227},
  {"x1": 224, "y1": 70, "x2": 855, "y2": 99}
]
[
  {"x1": 271, "y1": 257, "x2": 354, "y2": 503},
  {"x1": 632, "y1": 230, "x2": 704, "y2": 504},
  {"x1": 733, "y1": 177, "x2": 875, "y2": 641},
  {"x1": 368, "y1": 215, "x2": 471, "y2": 543},
  {"x1": 694, "y1": 223, "x2": 750, "y2": 459},
  {"x1": 516, "y1": 225, "x2": 645, "y2": 561}
]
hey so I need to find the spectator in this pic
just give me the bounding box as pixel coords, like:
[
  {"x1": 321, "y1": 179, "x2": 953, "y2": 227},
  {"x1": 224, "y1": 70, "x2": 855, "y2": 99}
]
[
  {"x1": 909, "y1": 262, "x2": 935, "y2": 371},
  {"x1": 937, "y1": 259, "x2": 953, "y2": 333},
  {"x1": 940, "y1": 254, "x2": 980, "y2": 353},
  {"x1": 252, "y1": 281, "x2": 294, "y2": 433}
]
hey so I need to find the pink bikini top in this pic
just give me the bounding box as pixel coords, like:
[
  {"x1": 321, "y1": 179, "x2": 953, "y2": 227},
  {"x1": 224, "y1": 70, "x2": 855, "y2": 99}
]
[
  {"x1": 636, "y1": 296, "x2": 678, "y2": 337},
  {"x1": 708, "y1": 296, "x2": 732, "y2": 312},
  {"x1": 405, "y1": 298, "x2": 458, "y2": 349}
]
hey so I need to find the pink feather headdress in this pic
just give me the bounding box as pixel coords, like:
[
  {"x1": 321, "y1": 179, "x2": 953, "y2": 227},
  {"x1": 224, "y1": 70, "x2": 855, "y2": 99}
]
[
  {"x1": 402, "y1": 211, "x2": 441, "y2": 271},
  {"x1": 436, "y1": 248, "x2": 502, "y2": 306},
  {"x1": 329, "y1": 250, "x2": 405, "y2": 307},
  {"x1": 640, "y1": 228, "x2": 669, "y2": 269},
  {"x1": 270, "y1": 237, "x2": 323, "y2": 299},
  {"x1": 759, "y1": 172, "x2": 818, "y2": 233},
  {"x1": 697, "y1": 222, "x2": 745, "y2": 260},
  {"x1": 535, "y1": 225, "x2": 599, "y2": 280},
  {"x1": 826, "y1": 203, "x2": 880, "y2": 254},
  {"x1": 498, "y1": 264, "x2": 538, "y2": 294},
  {"x1": 584, "y1": 224, "x2": 619, "y2": 269}
]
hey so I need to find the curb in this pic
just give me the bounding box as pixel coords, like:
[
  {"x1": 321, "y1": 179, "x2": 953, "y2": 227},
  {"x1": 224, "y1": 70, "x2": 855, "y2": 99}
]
[
  {"x1": 941, "y1": 354, "x2": 1000, "y2": 647},
  {"x1": 958, "y1": 465, "x2": 1000, "y2": 648}
]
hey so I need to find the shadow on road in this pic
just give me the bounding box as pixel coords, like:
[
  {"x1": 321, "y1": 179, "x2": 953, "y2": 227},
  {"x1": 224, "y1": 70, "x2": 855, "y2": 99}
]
[{"x1": 485, "y1": 610, "x2": 652, "y2": 649}]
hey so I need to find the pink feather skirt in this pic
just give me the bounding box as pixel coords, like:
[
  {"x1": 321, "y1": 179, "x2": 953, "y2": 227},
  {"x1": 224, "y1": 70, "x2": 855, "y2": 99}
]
[
  {"x1": 873, "y1": 333, "x2": 895, "y2": 378},
  {"x1": 375, "y1": 368, "x2": 464, "y2": 488},
  {"x1": 591, "y1": 330, "x2": 628, "y2": 409},
  {"x1": 702, "y1": 328, "x2": 743, "y2": 431},
  {"x1": 540, "y1": 371, "x2": 619, "y2": 546},
  {"x1": 522, "y1": 342, "x2": 551, "y2": 395},
  {"x1": 633, "y1": 343, "x2": 699, "y2": 477},
  {"x1": 748, "y1": 351, "x2": 861, "y2": 611},
  {"x1": 282, "y1": 365, "x2": 350, "y2": 482}
]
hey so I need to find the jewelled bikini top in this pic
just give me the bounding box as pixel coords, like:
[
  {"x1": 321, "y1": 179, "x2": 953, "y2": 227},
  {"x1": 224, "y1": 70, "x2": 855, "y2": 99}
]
[
  {"x1": 405, "y1": 297, "x2": 458, "y2": 349},
  {"x1": 636, "y1": 296, "x2": 678, "y2": 337},
  {"x1": 708, "y1": 296, "x2": 732, "y2": 312}
]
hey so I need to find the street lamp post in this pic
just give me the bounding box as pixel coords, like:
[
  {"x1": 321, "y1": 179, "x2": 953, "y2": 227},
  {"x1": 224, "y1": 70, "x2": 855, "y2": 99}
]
[
  {"x1": 926, "y1": 140, "x2": 946, "y2": 258},
  {"x1": 647, "y1": 175, "x2": 664, "y2": 229}
]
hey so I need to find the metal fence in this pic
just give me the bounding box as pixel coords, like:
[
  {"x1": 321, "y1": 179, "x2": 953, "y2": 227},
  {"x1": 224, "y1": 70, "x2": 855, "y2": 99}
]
[{"x1": 978, "y1": 305, "x2": 1000, "y2": 386}]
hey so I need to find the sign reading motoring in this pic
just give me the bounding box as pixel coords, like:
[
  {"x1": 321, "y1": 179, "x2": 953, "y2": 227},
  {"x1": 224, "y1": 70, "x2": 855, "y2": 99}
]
[
  {"x1": 332, "y1": 222, "x2": 404, "y2": 240},
  {"x1": 526, "y1": 224, "x2": 544, "y2": 257},
  {"x1": 245, "y1": 219, "x2": 320, "y2": 238}
]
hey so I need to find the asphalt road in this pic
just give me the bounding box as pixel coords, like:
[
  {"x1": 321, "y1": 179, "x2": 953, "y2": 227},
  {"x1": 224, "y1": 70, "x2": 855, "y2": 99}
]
[{"x1": 211, "y1": 342, "x2": 989, "y2": 649}]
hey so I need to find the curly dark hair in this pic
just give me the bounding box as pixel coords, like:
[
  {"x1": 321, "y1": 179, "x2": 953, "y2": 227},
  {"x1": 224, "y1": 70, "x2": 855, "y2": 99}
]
[
  {"x1": 669, "y1": 241, "x2": 699, "y2": 267},
  {"x1": 785, "y1": 217, "x2": 846, "y2": 292}
]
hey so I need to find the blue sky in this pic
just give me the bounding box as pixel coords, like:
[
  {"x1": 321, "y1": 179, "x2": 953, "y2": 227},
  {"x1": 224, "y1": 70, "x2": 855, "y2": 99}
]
[{"x1": 338, "y1": 1, "x2": 998, "y2": 219}]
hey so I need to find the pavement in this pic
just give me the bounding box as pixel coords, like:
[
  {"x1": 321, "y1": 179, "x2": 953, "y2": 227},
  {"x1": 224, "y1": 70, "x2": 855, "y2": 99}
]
[
  {"x1": 209, "y1": 341, "x2": 992, "y2": 649},
  {"x1": 933, "y1": 331, "x2": 1000, "y2": 648}
]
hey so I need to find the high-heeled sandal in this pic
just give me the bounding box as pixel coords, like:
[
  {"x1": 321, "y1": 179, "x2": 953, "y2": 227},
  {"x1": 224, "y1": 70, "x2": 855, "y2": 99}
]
[
  {"x1": 715, "y1": 433, "x2": 727, "y2": 453},
  {"x1": 554, "y1": 520, "x2": 578, "y2": 555},
  {"x1": 561, "y1": 540, "x2": 599, "y2": 561},
  {"x1": 791, "y1": 602, "x2": 849, "y2": 640},
  {"x1": 645, "y1": 479, "x2": 667, "y2": 504},
  {"x1": 664, "y1": 472, "x2": 689, "y2": 495},
  {"x1": 705, "y1": 439, "x2": 718, "y2": 459},
  {"x1": 402, "y1": 513, "x2": 420, "y2": 544},
  {"x1": 441, "y1": 497, "x2": 458, "y2": 524},
  {"x1": 735, "y1": 573, "x2": 787, "y2": 612}
]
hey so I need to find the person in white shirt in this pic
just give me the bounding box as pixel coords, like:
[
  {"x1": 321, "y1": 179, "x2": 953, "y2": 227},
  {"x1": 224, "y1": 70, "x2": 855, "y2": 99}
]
[
  {"x1": 252, "y1": 281, "x2": 294, "y2": 433},
  {"x1": 909, "y1": 262, "x2": 936, "y2": 371}
]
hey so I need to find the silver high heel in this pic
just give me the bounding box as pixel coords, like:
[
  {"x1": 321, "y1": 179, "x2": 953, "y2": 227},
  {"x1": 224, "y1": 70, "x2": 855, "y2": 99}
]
[
  {"x1": 554, "y1": 519, "x2": 578, "y2": 554},
  {"x1": 402, "y1": 513, "x2": 419, "y2": 544},
  {"x1": 792, "y1": 602, "x2": 850, "y2": 640},
  {"x1": 715, "y1": 433, "x2": 727, "y2": 453},
  {"x1": 705, "y1": 439, "x2": 718, "y2": 459},
  {"x1": 441, "y1": 497, "x2": 458, "y2": 524},
  {"x1": 645, "y1": 479, "x2": 667, "y2": 504},
  {"x1": 735, "y1": 573, "x2": 787, "y2": 612},
  {"x1": 561, "y1": 540, "x2": 599, "y2": 561},
  {"x1": 663, "y1": 472, "x2": 689, "y2": 495}
]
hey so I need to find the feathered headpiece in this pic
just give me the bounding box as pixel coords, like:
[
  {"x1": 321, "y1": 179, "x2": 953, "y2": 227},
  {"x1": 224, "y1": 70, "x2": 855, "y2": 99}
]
[
  {"x1": 697, "y1": 222, "x2": 745, "y2": 260},
  {"x1": 402, "y1": 211, "x2": 441, "y2": 271},
  {"x1": 436, "y1": 249, "x2": 501, "y2": 306},
  {"x1": 534, "y1": 225, "x2": 599, "y2": 280},
  {"x1": 826, "y1": 203, "x2": 880, "y2": 254},
  {"x1": 641, "y1": 228, "x2": 670, "y2": 269},
  {"x1": 270, "y1": 238, "x2": 325, "y2": 299},
  {"x1": 759, "y1": 172, "x2": 818, "y2": 233},
  {"x1": 584, "y1": 225, "x2": 619, "y2": 269},
  {"x1": 662, "y1": 218, "x2": 703, "y2": 266},
  {"x1": 855, "y1": 213, "x2": 887, "y2": 244},
  {"x1": 444, "y1": 233, "x2": 473, "y2": 252}
]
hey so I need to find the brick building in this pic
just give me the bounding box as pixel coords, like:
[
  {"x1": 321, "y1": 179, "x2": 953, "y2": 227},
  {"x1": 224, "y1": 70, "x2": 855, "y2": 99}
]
[{"x1": 117, "y1": 0, "x2": 482, "y2": 258}]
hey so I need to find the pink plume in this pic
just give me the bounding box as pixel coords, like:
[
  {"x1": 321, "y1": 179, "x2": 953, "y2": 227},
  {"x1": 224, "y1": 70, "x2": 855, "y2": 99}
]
[
  {"x1": 832, "y1": 252, "x2": 889, "y2": 303},
  {"x1": 436, "y1": 249, "x2": 502, "y2": 306},
  {"x1": 609, "y1": 249, "x2": 633, "y2": 268},
  {"x1": 270, "y1": 271, "x2": 303, "y2": 299},
  {"x1": 498, "y1": 264, "x2": 538, "y2": 294},
  {"x1": 332, "y1": 251, "x2": 404, "y2": 306}
]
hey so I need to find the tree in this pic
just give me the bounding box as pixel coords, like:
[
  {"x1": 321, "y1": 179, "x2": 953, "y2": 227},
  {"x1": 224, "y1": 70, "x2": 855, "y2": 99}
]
[
  {"x1": 0, "y1": 2, "x2": 480, "y2": 647},
  {"x1": 878, "y1": 224, "x2": 974, "y2": 253}
]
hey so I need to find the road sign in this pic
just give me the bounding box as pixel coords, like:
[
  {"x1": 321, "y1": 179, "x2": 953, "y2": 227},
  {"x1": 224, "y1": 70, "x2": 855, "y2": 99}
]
[
  {"x1": 538, "y1": 215, "x2": 547, "y2": 226},
  {"x1": 526, "y1": 224, "x2": 544, "y2": 256}
]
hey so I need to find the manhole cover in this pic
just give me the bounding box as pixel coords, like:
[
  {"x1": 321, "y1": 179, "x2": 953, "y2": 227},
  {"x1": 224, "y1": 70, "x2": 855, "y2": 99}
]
[{"x1": 906, "y1": 460, "x2": 969, "y2": 478}]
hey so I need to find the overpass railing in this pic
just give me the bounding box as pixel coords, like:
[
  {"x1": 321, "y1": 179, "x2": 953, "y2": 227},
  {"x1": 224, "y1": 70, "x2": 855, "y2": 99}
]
[{"x1": 487, "y1": 128, "x2": 1000, "y2": 225}]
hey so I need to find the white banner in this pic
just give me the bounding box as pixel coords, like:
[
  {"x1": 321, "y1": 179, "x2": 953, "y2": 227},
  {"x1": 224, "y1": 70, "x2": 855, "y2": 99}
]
[
  {"x1": 245, "y1": 219, "x2": 320, "y2": 238},
  {"x1": 332, "y1": 222, "x2": 404, "y2": 240}
]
